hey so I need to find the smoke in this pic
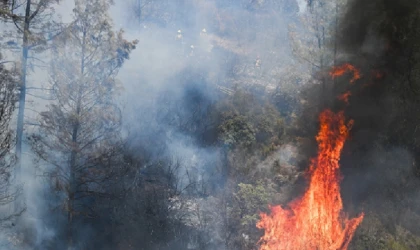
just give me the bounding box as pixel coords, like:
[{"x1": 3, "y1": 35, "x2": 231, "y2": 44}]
[
  {"x1": 106, "y1": 0, "x2": 420, "y2": 248},
  {"x1": 111, "y1": 0, "x2": 298, "y2": 187},
  {"x1": 106, "y1": 0, "x2": 420, "y2": 247},
  {"x1": 296, "y1": 0, "x2": 420, "y2": 242},
  {"x1": 106, "y1": 1, "x2": 301, "y2": 249},
  {"x1": 7, "y1": 0, "x2": 404, "y2": 248}
]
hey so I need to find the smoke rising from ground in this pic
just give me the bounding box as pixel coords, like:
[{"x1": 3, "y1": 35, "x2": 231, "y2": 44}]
[
  {"x1": 10, "y1": 1, "x2": 301, "y2": 249},
  {"x1": 4, "y1": 0, "x2": 420, "y2": 249},
  {"x1": 296, "y1": 0, "x2": 420, "y2": 243}
]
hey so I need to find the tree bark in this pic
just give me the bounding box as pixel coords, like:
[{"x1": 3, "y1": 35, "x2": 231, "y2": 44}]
[
  {"x1": 15, "y1": 0, "x2": 31, "y2": 212},
  {"x1": 68, "y1": 28, "x2": 86, "y2": 250}
]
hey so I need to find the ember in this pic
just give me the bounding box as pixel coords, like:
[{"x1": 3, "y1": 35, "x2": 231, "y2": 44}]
[
  {"x1": 338, "y1": 91, "x2": 352, "y2": 105},
  {"x1": 329, "y1": 63, "x2": 361, "y2": 83}
]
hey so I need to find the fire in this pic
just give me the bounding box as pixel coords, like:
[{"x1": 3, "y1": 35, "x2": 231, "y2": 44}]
[
  {"x1": 338, "y1": 91, "x2": 352, "y2": 105},
  {"x1": 329, "y1": 63, "x2": 361, "y2": 83},
  {"x1": 257, "y1": 111, "x2": 364, "y2": 250},
  {"x1": 363, "y1": 70, "x2": 384, "y2": 88},
  {"x1": 256, "y1": 64, "x2": 364, "y2": 250},
  {"x1": 372, "y1": 70, "x2": 384, "y2": 80}
]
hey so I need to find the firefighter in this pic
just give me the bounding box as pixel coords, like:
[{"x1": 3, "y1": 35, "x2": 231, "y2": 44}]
[
  {"x1": 200, "y1": 28, "x2": 207, "y2": 36},
  {"x1": 255, "y1": 55, "x2": 261, "y2": 68},
  {"x1": 189, "y1": 45, "x2": 194, "y2": 57}
]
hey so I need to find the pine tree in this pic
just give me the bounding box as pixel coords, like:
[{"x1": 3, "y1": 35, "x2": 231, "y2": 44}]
[
  {"x1": 288, "y1": 0, "x2": 347, "y2": 104},
  {"x1": 29, "y1": 0, "x2": 137, "y2": 247},
  {"x1": 0, "y1": 1, "x2": 64, "y2": 197},
  {"x1": 0, "y1": 54, "x2": 19, "y2": 216}
]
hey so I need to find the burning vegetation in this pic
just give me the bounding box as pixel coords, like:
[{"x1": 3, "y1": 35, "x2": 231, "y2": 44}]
[
  {"x1": 329, "y1": 63, "x2": 361, "y2": 83},
  {"x1": 257, "y1": 65, "x2": 364, "y2": 250},
  {"x1": 0, "y1": 0, "x2": 419, "y2": 249}
]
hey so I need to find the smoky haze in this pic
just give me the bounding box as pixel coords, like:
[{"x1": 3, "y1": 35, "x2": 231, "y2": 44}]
[
  {"x1": 2, "y1": 0, "x2": 420, "y2": 249},
  {"x1": 296, "y1": 0, "x2": 420, "y2": 247},
  {"x1": 112, "y1": 0, "x2": 300, "y2": 194},
  {"x1": 4, "y1": 0, "x2": 302, "y2": 249}
]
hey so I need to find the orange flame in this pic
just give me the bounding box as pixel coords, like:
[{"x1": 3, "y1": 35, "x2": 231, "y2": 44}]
[
  {"x1": 373, "y1": 70, "x2": 384, "y2": 80},
  {"x1": 338, "y1": 91, "x2": 352, "y2": 105},
  {"x1": 256, "y1": 110, "x2": 364, "y2": 250},
  {"x1": 256, "y1": 63, "x2": 364, "y2": 249},
  {"x1": 330, "y1": 63, "x2": 361, "y2": 83},
  {"x1": 363, "y1": 70, "x2": 384, "y2": 88}
]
